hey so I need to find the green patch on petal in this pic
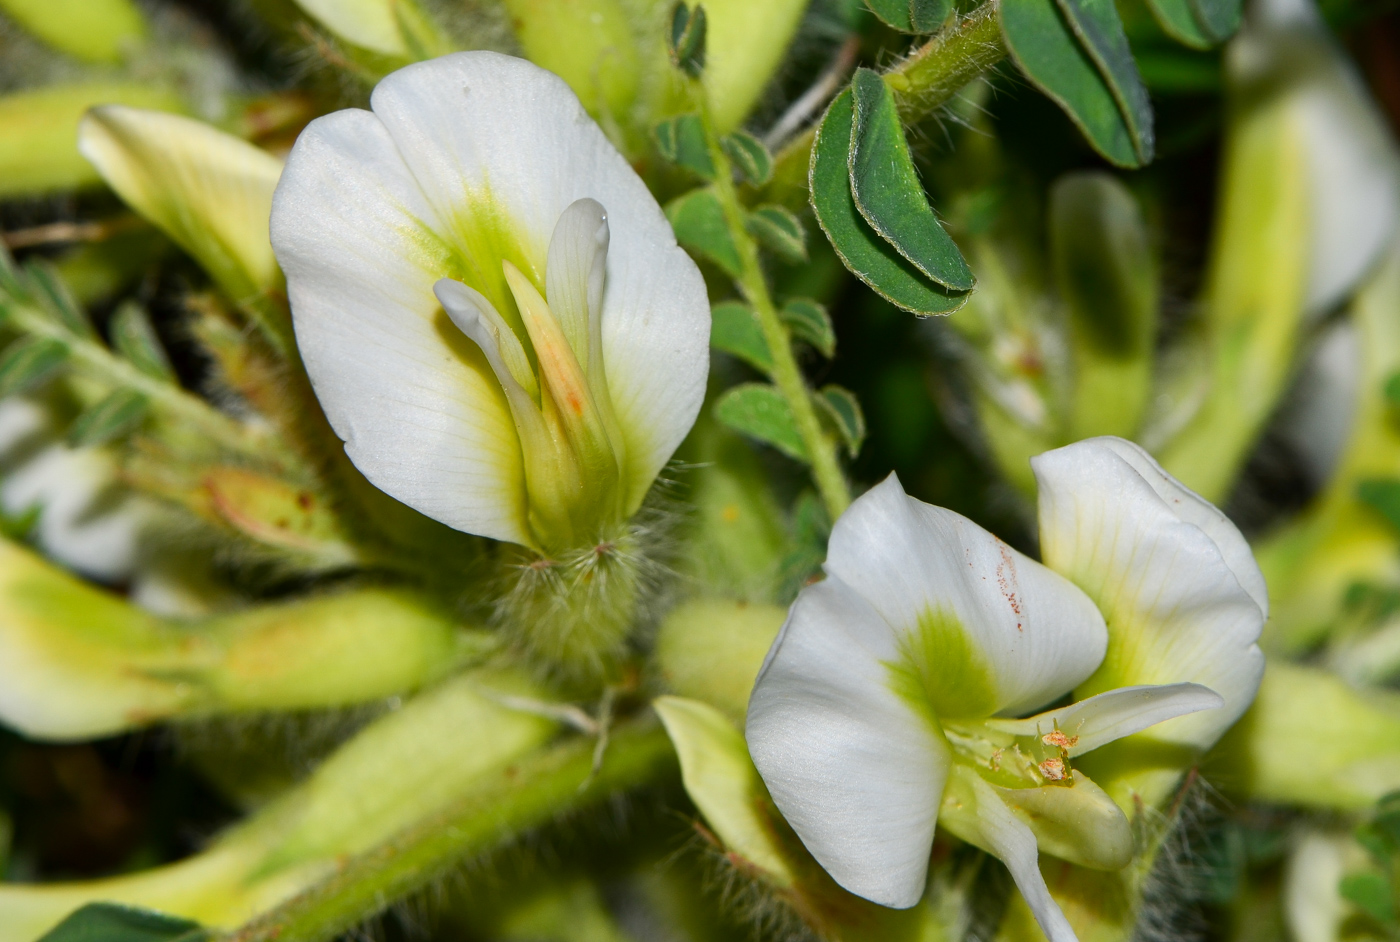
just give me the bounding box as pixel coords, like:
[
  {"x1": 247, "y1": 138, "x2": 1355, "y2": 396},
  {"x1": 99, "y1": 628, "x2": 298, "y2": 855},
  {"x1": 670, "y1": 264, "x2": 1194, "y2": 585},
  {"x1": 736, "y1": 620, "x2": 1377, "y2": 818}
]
[{"x1": 885, "y1": 606, "x2": 999, "y2": 723}]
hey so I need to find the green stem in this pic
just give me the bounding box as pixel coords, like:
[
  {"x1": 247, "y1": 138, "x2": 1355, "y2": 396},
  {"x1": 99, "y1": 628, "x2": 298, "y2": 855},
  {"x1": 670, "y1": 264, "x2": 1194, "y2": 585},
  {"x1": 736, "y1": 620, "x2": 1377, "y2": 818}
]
[
  {"x1": 221, "y1": 719, "x2": 675, "y2": 942},
  {"x1": 764, "y1": 0, "x2": 1006, "y2": 210},
  {"x1": 697, "y1": 98, "x2": 852, "y2": 521}
]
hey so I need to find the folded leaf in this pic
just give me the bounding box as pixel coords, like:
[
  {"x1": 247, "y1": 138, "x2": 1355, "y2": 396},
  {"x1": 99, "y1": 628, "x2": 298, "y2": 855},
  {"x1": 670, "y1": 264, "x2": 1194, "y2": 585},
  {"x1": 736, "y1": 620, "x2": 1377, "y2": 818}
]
[
  {"x1": 1051, "y1": 0, "x2": 1154, "y2": 164},
  {"x1": 722, "y1": 129, "x2": 773, "y2": 185},
  {"x1": 747, "y1": 204, "x2": 807, "y2": 264},
  {"x1": 715, "y1": 383, "x2": 808, "y2": 461},
  {"x1": 817, "y1": 384, "x2": 866, "y2": 457},
  {"x1": 999, "y1": 0, "x2": 1145, "y2": 167},
  {"x1": 109, "y1": 302, "x2": 175, "y2": 381},
  {"x1": 809, "y1": 88, "x2": 969, "y2": 315},
  {"x1": 864, "y1": 0, "x2": 951, "y2": 33},
  {"x1": 0, "y1": 337, "x2": 67, "y2": 396},
  {"x1": 67, "y1": 388, "x2": 149, "y2": 447},
  {"x1": 653, "y1": 114, "x2": 715, "y2": 180},
  {"x1": 849, "y1": 69, "x2": 975, "y2": 292},
  {"x1": 1141, "y1": 0, "x2": 1214, "y2": 48}
]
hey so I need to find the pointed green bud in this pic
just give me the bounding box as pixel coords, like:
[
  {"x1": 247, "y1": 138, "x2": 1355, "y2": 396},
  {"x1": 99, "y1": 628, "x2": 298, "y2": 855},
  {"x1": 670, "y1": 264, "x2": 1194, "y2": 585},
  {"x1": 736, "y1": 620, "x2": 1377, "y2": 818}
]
[{"x1": 0, "y1": 538, "x2": 487, "y2": 740}]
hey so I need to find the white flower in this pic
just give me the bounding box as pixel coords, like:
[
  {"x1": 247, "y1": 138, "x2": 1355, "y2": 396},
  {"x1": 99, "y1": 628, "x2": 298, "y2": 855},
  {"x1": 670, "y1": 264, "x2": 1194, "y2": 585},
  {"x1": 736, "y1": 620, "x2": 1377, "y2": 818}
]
[
  {"x1": 747, "y1": 436, "x2": 1264, "y2": 942},
  {"x1": 270, "y1": 52, "x2": 709, "y2": 555}
]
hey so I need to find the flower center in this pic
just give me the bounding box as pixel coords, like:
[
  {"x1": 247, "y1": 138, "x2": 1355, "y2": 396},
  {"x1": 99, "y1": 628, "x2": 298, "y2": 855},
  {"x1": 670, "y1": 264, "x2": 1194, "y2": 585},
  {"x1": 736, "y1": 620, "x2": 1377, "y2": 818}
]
[{"x1": 435, "y1": 198, "x2": 627, "y2": 553}]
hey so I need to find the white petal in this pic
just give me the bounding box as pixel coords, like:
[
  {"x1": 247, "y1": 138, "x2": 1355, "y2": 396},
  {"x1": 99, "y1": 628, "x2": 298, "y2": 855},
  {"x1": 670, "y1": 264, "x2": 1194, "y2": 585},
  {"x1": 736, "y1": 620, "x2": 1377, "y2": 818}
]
[
  {"x1": 985, "y1": 683, "x2": 1225, "y2": 756},
  {"x1": 938, "y1": 767, "x2": 1079, "y2": 942},
  {"x1": 1032, "y1": 437, "x2": 1266, "y2": 750},
  {"x1": 271, "y1": 107, "x2": 531, "y2": 547},
  {"x1": 367, "y1": 52, "x2": 709, "y2": 512},
  {"x1": 824, "y1": 474, "x2": 1108, "y2": 717},
  {"x1": 746, "y1": 575, "x2": 949, "y2": 909}
]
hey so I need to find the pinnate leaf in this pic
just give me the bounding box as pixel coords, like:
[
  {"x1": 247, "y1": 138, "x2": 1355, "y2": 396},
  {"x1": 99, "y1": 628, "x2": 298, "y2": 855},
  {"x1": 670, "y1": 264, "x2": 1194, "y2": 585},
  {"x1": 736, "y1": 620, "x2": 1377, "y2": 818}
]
[
  {"x1": 747, "y1": 205, "x2": 807, "y2": 264},
  {"x1": 0, "y1": 336, "x2": 67, "y2": 396},
  {"x1": 849, "y1": 69, "x2": 974, "y2": 292},
  {"x1": 809, "y1": 87, "x2": 969, "y2": 315},
  {"x1": 715, "y1": 383, "x2": 808, "y2": 461},
  {"x1": 110, "y1": 301, "x2": 175, "y2": 380},
  {"x1": 722, "y1": 129, "x2": 773, "y2": 186},
  {"x1": 68, "y1": 388, "x2": 149, "y2": 446},
  {"x1": 816, "y1": 384, "x2": 866, "y2": 456},
  {"x1": 780, "y1": 298, "x2": 835, "y2": 357},
  {"x1": 653, "y1": 114, "x2": 715, "y2": 180},
  {"x1": 666, "y1": 188, "x2": 741, "y2": 277},
  {"x1": 865, "y1": 0, "x2": 951, "y2": 32},
  {"x1": 999, "y1": 0, "x2": 1151, "y2": 167},
  {"x1": 711, "y1": 302, "x2": 772, "y2": 372}
]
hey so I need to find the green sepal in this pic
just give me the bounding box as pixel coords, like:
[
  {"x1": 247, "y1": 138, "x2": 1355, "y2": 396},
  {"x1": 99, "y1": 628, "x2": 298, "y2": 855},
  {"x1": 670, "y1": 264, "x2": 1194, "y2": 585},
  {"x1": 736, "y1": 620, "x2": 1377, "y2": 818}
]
[
  {"x1": 715, "y1": 383, "x2": 808, "y2": 461},
  {"x1": 35, "y1": 903, "x2": 206, "y2": 942},
  {"x1": 0, "y1": 336, "x2": 68, "y2": 396},
  {"x1": 864, "y1": 0, "x2": 951, "y2": 32},
  {"x1": 816, "y1": 384, "x2": 866, "y2": 456},
  {"x1": 67, "y1": 388, "x2": 150, "y2": 447},
  {"x1": 849, "y1": 69, "x2": 975, "y2": 292},
  {"x1": 652, "y1": 114, "x2": 715, "y2": 180},
  {"x1": 666, "y1": 187, "x2": 742, "y2": 277},
  {"x1": 722, "y1": 129, "x2": 773, "y2": 185},
  {"x1": 669, "y1": 2, "x2": 707, "y2": 77},
  {"x1": 999, "y1": 0, "x2": 1150, "y2": 167},
  {"x1": 25, "y1": 260, "x2": 94, "y2": 337},
  {"x1": 747, "y1": 204, "x2": 808, "y2": 264},
  {"x1": 780, "y1": 298, "x2": 836, "y2": 357},
  {"x1": 710, "y1": 301, "x2": 773, "y2": 373},
  {"x1": 809, "y1": 87, "x2": 969, "y2": 315},
  {"x1": 110, "y1": 301, "x2": 176, "y2": 381}
]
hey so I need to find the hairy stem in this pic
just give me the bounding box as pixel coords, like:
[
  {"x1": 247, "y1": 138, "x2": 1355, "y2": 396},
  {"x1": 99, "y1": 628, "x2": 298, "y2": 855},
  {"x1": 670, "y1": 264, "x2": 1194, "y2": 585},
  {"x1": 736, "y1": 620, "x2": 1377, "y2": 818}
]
[
  {"x1": 764, "y1": 0, "x2": 1007, "y2": 209},
  {"x1": 221, "y1": 718, "x2": 674, "y2": 942},
  {"x1": 699, "y1": 96, "x2": 852, "y2": 521}
]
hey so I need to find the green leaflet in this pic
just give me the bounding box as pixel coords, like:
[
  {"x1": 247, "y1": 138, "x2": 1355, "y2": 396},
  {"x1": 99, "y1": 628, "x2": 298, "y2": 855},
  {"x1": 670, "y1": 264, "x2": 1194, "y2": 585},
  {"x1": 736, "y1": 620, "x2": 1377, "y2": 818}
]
[
  {"x1": 722, "y1": 129, "x2": 773, "y2": 186},
  {"x1": 652, "y1": 113, "x2": 715, "y2": 180},
  {"x1": 710, "y1": 301, "x2": 773, "y2": 372},
  {"x1": 1052, "y1": 0, "x2": 1154, "y2": 163},
  {"x1": 1187, "y1": 0, "x2": 1241, "y2": 44},
  {"x1": 26, "y1": 260, "x2": 94, "y2": 337},
  {"x1": 849, "y1": 69, "x2": 975, "y2": 292},
  {"x1": 669, "y1": 1, "x2": 706, "y2": 77},
  {"x1": 67, "y1": 388, "x2": 150, "y2": 447},
  {"x1": 715, "y1": 383, "x2": 808, "y2": 461},
  {"x1": 747, "y1": 204, "x2": 807, "y2": 264},
  {"x1": 0, "y1": 336, "x2": 67, "y2": 396},
  {"x1": 816, "y1": 384, "x2": 866, "y2": 456},
  {"x1": 36, "y1": 903, "x2": 206, "y2": 942},
  {"x1": 864, "y1": 0, "x2": 950, "y2": 33},
  {"x1": 1341, "y1": 872, "x2": 1395, "y2": 923},
  {"x1": 999, "y1": 0, "x2": 1147, "y2": 167},
  {"x1": 110, "y1": 301, "x2": 176, "y2": 380},
  {"x1": 1142, "y1": 0, "x2": 1213, "y2": 49},
  {"x1": 665, "y1": 188, "x2": 742, "y2": 277},
  {"x1": 809, "y1": 88, "x2": 969, "y2": 315},
  {"x1": 780, "y1": 298, "x2": 835, "y2": 358}
]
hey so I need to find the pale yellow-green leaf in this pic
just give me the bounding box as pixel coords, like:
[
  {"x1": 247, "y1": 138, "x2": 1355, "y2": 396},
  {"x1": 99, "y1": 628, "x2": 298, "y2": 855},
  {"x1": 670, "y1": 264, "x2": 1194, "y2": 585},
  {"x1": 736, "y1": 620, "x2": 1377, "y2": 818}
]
[
  {"x1": 0, "y1": 84, "x2": 184, "y2": 198},
  {"x1": 654, "y1": 599, "x2": 784, "y2": 719},
  {"x1": 78, "y1": 106, "x2": 284, "y2": 299},
  {"x1": 291, "y1": 0, "x2": 409, "y2": 56},
  {"x1": 654, "y1": 695, "x2": 795, "y2": 885},
  {"x1": 0, "y1": 0, "x2": 146, "y2": 63}
]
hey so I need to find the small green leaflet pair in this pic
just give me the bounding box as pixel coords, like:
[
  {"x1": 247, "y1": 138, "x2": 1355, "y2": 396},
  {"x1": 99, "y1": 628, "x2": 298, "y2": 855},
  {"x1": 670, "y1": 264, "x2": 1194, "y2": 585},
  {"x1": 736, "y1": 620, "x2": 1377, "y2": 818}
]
[
  {"x1": 37, "y1": 903, "x2": 207, "y2": 942},
  {"x1": 710, "y1": 300, "x2": 865, "y2": 460}
]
